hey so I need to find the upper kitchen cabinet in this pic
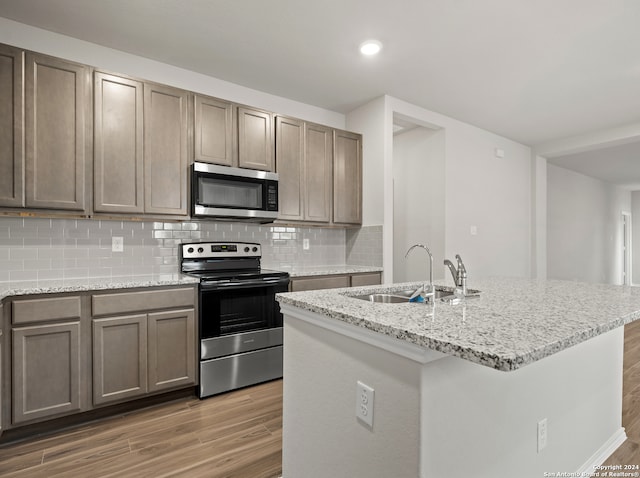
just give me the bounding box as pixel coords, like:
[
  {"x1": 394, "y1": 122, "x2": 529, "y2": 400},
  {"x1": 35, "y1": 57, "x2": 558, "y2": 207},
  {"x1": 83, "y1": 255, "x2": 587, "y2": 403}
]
[
  {"x1": 333, "y1": 129, "x2": 362, "y2": 225},
  {"x1": 305, "y1": 123, "x2": 333, "y2": 223},
  {"x1": 194, "y1": 94, "x2": 234, "y2": 167},
  {"x1": 94, "y1": 72, "x2": 144, "y2": 214},
  {"x1": 275, "y1": 118, "x2": 332, "y2": 224},
  {"x1": 275, "y1": 116, "x2": 304, "y2": 221},
  {"x1": 25, "y1": 52, "x2": 90, "y2": 212},
  {"x1": 143, "y1": 82, "x2": 189, "y2": 215},
  {"x1": 93, "y1": 72, "x2": 188, "y2": 216},
  {"x1": 193, "y1": 98, "x2": 273, "y2": 172},
  {"x1": 276, "y1": 119, "x2": 363, "y2": 226},
  {"x1": 238, "y1": 106, "x2": 274, "y2": 171},
  {"x1": 0, "y1": 44, "x2": 24, "y2": 208}
]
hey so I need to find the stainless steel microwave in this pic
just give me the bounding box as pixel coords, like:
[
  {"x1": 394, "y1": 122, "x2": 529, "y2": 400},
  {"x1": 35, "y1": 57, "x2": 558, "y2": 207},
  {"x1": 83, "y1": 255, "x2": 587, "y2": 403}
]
[{"x1": 191, "y1": 162, "x2": 279, "y2": 223}]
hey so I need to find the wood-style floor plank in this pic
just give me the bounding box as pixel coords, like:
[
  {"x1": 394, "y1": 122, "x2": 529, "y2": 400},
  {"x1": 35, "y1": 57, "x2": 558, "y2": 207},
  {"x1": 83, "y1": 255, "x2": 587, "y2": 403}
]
[
  {"x1": 3, "y1": 322, "x2": 640, "y2": 475},
  {"x1": 0, "y1": 380, "x2": 283, "y2": 478}
]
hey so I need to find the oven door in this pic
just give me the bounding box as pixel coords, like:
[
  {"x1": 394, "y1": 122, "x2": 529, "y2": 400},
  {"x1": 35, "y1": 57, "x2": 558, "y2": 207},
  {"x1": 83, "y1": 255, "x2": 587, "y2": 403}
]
[{"x1": 199, "y1": 277, "x2": 288, "y2": 361}]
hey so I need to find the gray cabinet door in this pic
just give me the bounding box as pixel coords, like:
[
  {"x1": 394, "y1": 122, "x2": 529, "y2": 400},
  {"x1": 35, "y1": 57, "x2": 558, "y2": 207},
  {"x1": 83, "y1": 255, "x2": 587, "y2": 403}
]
[
  {"x1": 148, "y1": 309, "x2": 196, "y2": 393},
  {"x1": 333, "y1": 129, "x2": 362, "y2": 224},
  {"x1": 238, "y1": 106, "x2": 274, "y2": 171},
  {"x1": 0, "y1": 312, "x2": 3, "y2": 436},
  {"x1": 290, "y1": 275, "x2": 350, "y2": 292},
  {"x1": 144, "y1": 82, "x2": 189, "y2": 215},
  {"x1": 275, "y1": 116, "x2": 305, "y2": 221},
  {"x1": 12, "y1": 322, "x2": 82, "y2": 424},
  {"x1": 94, "y1": 72, "x2": 144, "y2": 213},
  {"x1": 194, "y1": 94, "x2": 235, "y2": 166},
  {"x1": 0, "y1": 44, "x2": 24, "y2": 207},
  {"x1": 350, "y1": 273, "x2": 382, "y2": 287},
  {"x1": 92, "y1": 314, "x2": 147, "y2": 406},
  {"x1": 25, "y1": 52, "x2": 89, "y2": 211},
  {"x1": 305, "y1": 123, "x2": 332, "y2": 223}
]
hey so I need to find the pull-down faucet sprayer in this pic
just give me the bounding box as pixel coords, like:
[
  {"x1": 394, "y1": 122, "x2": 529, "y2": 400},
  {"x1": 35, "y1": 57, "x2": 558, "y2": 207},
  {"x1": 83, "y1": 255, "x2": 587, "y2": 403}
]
[{"x1": 405, "y1": 244, "x2": 434, "y2": 298}]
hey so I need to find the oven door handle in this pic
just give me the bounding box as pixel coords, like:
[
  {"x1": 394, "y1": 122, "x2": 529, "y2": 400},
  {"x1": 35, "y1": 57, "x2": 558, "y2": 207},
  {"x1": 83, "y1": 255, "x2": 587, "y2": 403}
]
[{"x1": 200, "y1": 277, "x2": 289, "y2": 290}]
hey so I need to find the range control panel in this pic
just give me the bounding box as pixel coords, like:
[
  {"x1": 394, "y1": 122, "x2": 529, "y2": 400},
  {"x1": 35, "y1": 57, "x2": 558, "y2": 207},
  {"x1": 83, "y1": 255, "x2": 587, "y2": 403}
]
[{"x1": 181, "y1": 242, "x2": 261, "y2": 259}]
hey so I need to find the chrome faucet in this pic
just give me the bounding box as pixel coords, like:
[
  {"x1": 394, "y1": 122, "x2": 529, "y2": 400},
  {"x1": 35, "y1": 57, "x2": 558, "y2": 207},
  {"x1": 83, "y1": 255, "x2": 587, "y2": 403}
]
[
  {"x1": 444, "y1": 254, "x2": 467, "y2": 295},
  {"x1": 405, "y1": 244, "x2": 434, "y2": 298}
]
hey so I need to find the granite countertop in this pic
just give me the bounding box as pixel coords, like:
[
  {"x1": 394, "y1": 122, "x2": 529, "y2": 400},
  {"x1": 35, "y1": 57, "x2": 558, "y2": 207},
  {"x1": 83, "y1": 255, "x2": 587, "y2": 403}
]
[
  {"x1": 0, "y1": 274, "x2": 200, "y2": 301},
  {"x1": 270, "y1": 264, "x2": 383, "y2": 278},
  {"x1": 276, "y1": 277, "x2": 640, "y2": 371}
]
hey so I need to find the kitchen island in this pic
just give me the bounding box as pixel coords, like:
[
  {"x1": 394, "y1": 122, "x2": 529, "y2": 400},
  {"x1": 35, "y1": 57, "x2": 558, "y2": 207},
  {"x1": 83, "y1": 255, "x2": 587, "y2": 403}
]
[{"x1": 276, "y1": 278, "x2": 640, "y2": 478}]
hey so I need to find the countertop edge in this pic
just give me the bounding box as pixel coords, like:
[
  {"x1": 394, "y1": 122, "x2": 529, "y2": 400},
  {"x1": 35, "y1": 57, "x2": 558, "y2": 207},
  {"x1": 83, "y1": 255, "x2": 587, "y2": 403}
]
[
  {"x1": 0, "y1": 275, "x2": 200, "y2": 302},
  {"x1": 277, "y1": 278, "x2": 640, "y2": 372}
]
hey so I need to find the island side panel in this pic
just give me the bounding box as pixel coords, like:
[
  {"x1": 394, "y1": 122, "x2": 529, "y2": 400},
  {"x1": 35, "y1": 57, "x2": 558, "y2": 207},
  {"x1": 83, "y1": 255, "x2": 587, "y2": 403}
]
[
  {"x1": 420, "y1": 327, "x2": 625, "y2": 478},
  {"x1": 282, "y1": 315, "x2": 423, "y2": 478}
]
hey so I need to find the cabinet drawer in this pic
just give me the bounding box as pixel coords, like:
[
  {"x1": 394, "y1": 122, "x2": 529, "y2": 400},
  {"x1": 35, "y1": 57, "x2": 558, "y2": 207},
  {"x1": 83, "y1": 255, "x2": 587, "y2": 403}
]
[
  {"x1": 351, "y1": 273, "x2": 382, "y2": 287},
  {"x1": 92, "y1": 287, "x2": 195, "y2": 316},
  {"x1": 12, "y1": 296, "x2": 81, "y2": 325},
  {"x1": 290, "y1": 275, "x2": 350, "y2": 292}
]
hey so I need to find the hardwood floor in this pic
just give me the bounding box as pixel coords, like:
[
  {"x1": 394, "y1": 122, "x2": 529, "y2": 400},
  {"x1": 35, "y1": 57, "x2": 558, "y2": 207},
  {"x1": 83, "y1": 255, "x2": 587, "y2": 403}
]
[
  {"x1": 2, "y1": 322, "x2": 640, "y2": 477},
  {"x1": 604, "y1": 319, "x2": 640, "y2": 466},
  {"x1": 0, "y1": 380, "x2": 283, "y2": 478}
]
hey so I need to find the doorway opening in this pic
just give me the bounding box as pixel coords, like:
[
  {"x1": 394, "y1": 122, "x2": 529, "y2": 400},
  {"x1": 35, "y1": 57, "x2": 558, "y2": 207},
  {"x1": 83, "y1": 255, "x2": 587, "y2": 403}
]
[
  {"x1": 391, "y1": 114, "x2": 445, "y2": 283},
  {"x1": 622, "y1": 212, "x2": 632, "y2": 285}
]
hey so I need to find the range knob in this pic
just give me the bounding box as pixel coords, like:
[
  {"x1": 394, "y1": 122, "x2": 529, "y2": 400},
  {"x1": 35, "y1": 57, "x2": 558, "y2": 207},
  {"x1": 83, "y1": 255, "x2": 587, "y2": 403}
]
[
  {"x1": 244, "y1": 246, "x2": 250, "y2": 253},
  {"x1": 252, "y1": 246, "x2": 258, "y2": 252},
  {"x1": 187, "y1": 247, "x2": 194, "y2": 253},
  {"x1": 197, "y1": 247, "x2": 204, "y2": 253}
]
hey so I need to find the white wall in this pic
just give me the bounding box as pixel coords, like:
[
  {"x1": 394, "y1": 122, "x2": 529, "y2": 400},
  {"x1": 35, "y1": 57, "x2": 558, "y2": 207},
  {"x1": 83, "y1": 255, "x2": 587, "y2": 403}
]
[
  {"x1": 393, "y1": 126, "x2": 445, "y2": 282},
  {"x1": 283, "y1": 316, "x2": 422, "y2": 478},
  {"x1": 282, "y1": 306, "x2": 624, "y2": 478},
  {"x1": 441, "y1": 115, "x2": 531, "y2": 279},
  {"x1": 0, "y1": 17, "x2": 345, "y2": 129},
  {"x1": 633, "y1": 191, "x2": 640, "y2": 284},
  {"x1": 348, "y1": 95, "x2": 532, "y2": 283},
  {"x1": 547, "y1": 164, "x2": 631, "y2": 284},
  {"x1": 531, "y1": 155, "x2": 548, "y2": 279},
  {"x1": 344, "y1": 96, "x2": 387, "y2": 227}
]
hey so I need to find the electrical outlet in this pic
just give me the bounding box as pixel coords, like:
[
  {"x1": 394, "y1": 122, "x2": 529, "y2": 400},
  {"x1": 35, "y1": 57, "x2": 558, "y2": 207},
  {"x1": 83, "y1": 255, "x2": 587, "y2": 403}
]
[
  {"x1": 303, "y1": 238, "x2": 310, "y2": 250},
  {"x1": 537, "y1": 418, "x2": 547, "y2": 452},
  {"x1": 112, "y1": 236, "x2": 124, "y2": 252},
  {"x1": 356, "y1": 381, "x2": 374, "y2": 427}
]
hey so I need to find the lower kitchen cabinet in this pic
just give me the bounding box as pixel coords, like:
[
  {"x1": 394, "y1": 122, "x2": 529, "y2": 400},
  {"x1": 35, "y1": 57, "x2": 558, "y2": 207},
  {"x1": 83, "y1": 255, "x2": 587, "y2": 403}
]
[
  {"x1": 290, "y1": 271, "x2": 381, "y2": 292},
  {"x1": 148, "y1": 309, "x2": 196, "y2": 393},
  {"x1": 0, "y1": 316, "x2": 3, "y2": 436},
  {"x1": 12, "y1": 321, "x2": 82, "y2": 424},
  {"x1": 91, "y1": 288, "x2": 197, "y2": 406},
  {"x1": 0, "y1": 285, "x2": 197, "y2": 435},
  {"x1": 350, "y1": 272, "x2": 382, "y2": 287},
  {"x1": 92, "y1": 314, "x2": 148, "y2": 406}
]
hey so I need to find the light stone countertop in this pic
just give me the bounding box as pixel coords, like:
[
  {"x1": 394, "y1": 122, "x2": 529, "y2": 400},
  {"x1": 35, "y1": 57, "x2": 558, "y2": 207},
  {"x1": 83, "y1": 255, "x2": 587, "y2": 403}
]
[
  {"x1": 276, "y1": 277, "x2": 640, "y2": 371},
  {"x1": 0, "y1": 274, "x2": 200, "y2": 302},
  {"x1": 272, "y1": 264, "x2": 383, "y2": 278}
]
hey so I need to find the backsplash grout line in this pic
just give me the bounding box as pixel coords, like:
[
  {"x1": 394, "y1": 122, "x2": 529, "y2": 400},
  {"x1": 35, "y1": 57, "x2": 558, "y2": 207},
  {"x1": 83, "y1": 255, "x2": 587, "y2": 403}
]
[{"x1": 0, "y1": 218, "x2": 382, "y2": 284}]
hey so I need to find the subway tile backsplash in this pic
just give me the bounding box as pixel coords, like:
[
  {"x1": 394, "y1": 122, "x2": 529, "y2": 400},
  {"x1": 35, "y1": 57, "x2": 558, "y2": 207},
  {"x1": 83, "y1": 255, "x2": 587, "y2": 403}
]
[
  {"x1": 346, "y1": 225, "x2": 383, "y2": 267},
  {"x1": 0, "y1": 218, "x2": 382, "y2": 285}
]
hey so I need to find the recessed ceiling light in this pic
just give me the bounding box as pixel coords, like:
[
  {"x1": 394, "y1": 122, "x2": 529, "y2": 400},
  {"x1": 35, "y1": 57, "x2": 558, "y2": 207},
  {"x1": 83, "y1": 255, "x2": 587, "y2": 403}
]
[{"x1": 360, "y1": 40, "x2": 382, "y2": 56}]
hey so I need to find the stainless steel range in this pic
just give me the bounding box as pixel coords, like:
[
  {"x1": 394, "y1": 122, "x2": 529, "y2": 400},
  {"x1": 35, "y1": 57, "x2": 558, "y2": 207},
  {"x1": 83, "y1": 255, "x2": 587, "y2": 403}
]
[{"x1": 180, "y1": 241, "x2": 289, "y2": 398}]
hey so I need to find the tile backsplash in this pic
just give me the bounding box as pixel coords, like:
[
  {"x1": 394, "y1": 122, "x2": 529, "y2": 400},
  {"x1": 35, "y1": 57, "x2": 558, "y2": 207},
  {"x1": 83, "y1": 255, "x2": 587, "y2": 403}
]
[{"x1": 0, "y1": 217, "x2": 382, "y2": 285}]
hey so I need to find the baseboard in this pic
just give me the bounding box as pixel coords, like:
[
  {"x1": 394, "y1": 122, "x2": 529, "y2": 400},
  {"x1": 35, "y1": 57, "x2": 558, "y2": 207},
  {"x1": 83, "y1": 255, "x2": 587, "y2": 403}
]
[{"x1": 575, "y1": 427, "x2": 627, "y2": 474}]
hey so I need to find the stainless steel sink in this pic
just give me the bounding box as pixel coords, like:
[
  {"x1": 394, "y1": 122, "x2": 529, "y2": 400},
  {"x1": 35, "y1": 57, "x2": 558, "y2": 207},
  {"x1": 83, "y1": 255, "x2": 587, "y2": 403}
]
[
  {"x1": 352, "y1": 287, "x2": 456, "y2": 304},
  {"x1": 356, "y1": 293, "x2": 411, "y2": 304}
]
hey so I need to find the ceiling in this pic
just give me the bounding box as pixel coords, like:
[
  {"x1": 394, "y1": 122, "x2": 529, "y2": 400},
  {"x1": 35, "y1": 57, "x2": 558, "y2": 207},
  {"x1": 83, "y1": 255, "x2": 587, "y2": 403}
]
[
  {"x1": 1, "y1": 0, "x2": 639, "y2": 185},
  {"x1": 548, "y1": 140, "x2": 640, "y2": 191}
]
